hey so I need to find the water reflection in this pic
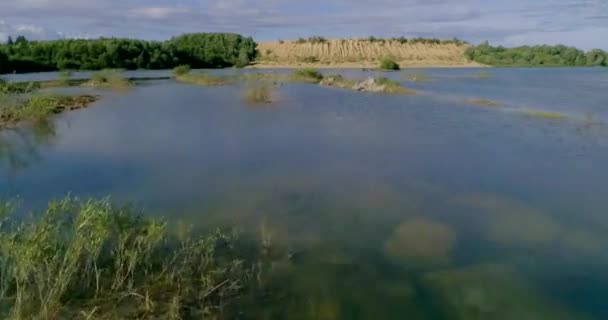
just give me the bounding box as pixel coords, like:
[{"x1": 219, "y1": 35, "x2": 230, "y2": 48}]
[{"x1": 0, "y1": 120, "x2": 56, "y2": 172}]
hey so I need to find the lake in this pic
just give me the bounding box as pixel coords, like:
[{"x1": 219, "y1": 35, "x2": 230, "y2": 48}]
[{"x1": 1, "y1": 68, "x2": 608, "y2": 319}]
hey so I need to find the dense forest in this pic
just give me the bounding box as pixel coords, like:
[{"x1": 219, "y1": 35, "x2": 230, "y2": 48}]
[
  {"x1": 465, "y1": 42, "x2": 608, "y2": 67},
  {"x1": 0, "y1": 33, "x2": 257, "y2": 74}
]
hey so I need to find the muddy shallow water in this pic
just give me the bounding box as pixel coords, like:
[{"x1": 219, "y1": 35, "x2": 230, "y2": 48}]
[{"x1": 1, "y1": 68, "x2": 608, "y2": 319}]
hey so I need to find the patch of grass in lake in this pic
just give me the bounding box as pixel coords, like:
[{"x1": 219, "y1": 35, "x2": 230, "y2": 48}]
[
  {"x1": 403, "y1": 72, "x2": 432, "y2": 82},
  {"x1": 292, "y1": 68, "x2": 324, "y2": 83},
  {"x1": 464, "y1": 98, "x2": 501, "y2": 107},
  {"x1": 245, "y1": 82, "x2": 274, "y2": 104},
  {"x1": 424, "y1": 264, "x2": 588, "y2": 320},
  {"x1": 522, "y1": 109, "x2": 568, "y2": 120},
  {"x1": 384, "y1": 219, "x2": 455, "y2": 265},
  {"x1": 84, "y1": 69, "x2": 131, "y2": 90},
  {"x1": 172, "y1": 65, "x2": 191, "y2": 76},
  {"x1": 469, "y1": 71, "x2": 493, "y2": 78},
  {"x1": 0, "y1": 196, "x2": 271, "y2": 319},
  {"x1": 175, "y1": 71, "x2": 232, "y2": 86},
  {"x1": 1, "y1": 92, "x2": 98, "y2": 129},
  {"x1": 375, "y1": 77, "x2": 412, "y2": 94}
]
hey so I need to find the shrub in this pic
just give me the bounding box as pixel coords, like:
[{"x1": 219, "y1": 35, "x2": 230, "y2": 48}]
[
  {"x1": 300, "y1": 56, "x2": 320, "y2": 63},
  {"x1": 380, "y1": 58, "x2": 400, "y2": 71}
]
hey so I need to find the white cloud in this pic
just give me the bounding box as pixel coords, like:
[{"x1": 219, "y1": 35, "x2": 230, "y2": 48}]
[{"x1": 0, "y1": 20, "x2": 61, "y2": 42}]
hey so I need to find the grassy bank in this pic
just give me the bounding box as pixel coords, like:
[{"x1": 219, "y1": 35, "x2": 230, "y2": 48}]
[
  {"x1": 0, "y1": 196, "x2": 271, "y2": 319},
  {"x1": 0, "y1": 81, "x2": 98, "y2": 129}
]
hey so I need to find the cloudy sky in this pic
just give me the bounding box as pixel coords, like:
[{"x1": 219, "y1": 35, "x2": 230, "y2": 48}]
[{"x1": 0, "y1": 0, "x2": 606, "y2": 49}]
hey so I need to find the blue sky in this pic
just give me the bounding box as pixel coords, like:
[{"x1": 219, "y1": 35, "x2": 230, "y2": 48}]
[{"x1": 0, "y1": 0, "x2": 606, "y2": 49}]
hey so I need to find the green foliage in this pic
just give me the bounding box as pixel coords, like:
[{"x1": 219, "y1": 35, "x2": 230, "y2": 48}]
[
  {"x1": 292, "y1": 68, "x2": 324, "y2": 82},
  {"x1": 0, "y1": 33, "x2": 258, "y2": 74},
  {"x1": 465, "y1": 42, "x2": 608, "y2": 67},
  {"x1": 380, "y1": 58, "x2": 400, "y2": 70},
  {"x1": 0, "y1": 196, "x2": 260, "y2": 318},
  {"x1": 360, "y1": 37, "x2": 468, "y2": 45},
  {"x1": 172, "y1": 65, "x2": 191, "y2": 76}
]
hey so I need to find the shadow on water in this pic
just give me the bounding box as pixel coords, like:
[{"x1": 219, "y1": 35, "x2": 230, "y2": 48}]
[{"x1": 0, "y1": 120, "x2": 56, "y2": 172}]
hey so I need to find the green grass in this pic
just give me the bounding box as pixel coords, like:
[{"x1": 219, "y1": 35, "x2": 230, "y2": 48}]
[
  {"x1": 1, "y1": 93, "x2": 98, "y2": 128},
  {"x1": 464, "y1": 98, "x2": 501, "y2": 107},
  {"x1": 85, "y1": 70, "x2": 131, "y2": 90},
  {"x1": 245, "y1": 83, "x2": 274, "y2": 104},
  {"x1": 175, "y1": 72, "x2": 231, "y2": 86},
  {"x1": 0, "y1": 196, "x2": 266, "y2": 319},
  {"x1": 292, "y1": 68, "x2": 324, "y2": 82},
  {"x1": 522, "y1": 110, "x2": 568, "y2": 120},
  {"x1": 379, "y1": 58, "x2": 400, "y2": 71}
]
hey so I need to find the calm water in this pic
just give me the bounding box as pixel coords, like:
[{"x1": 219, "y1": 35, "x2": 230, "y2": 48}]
[{"x1": 2, "y1": 68, "x2": 608, "y2": 319}]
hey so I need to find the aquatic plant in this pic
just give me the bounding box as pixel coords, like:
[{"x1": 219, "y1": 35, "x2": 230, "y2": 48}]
[
  {"x1": 86, "y1": 70, "x2": 131, "y2": 90},
  {"x1": 0, "y1": 196, "x2": 264, "y2": 319},
  {"x1": 403, "y1": 72, "x2": 431, "y2": 82},
  {"x1": 375, "y1": 77, "x2": 415, "y2": 94},
  {"x1": 522, "y1": 110, "x2": 567, "y2": 120},
  {"x1": 175, "y1": 72, "x2": 231, "y2": 86},
  {"x1": 1, "y1": 92, "x2": 98, "y2": 129},
  {"x1": 464, "y1": 98, "x2": 501, "y2": 107},
  {"x1": 469, "y1": 71, "x2": 492, "y2": 78},
  {"x1": 172, "y1": 65, "x2": 191, "y2": 76},
  {"x1": 379, "y1": 58, "x2": 400, "y2": 71},
  {"x1": 245, "y1": 82, "x2": 274, "y2": 104},
  {"x1": 292, "y1": 68, "x2": 324, "y2": 82},
  {"x1": 384, "y1": 219, "x2": 455, "y2": 263}
]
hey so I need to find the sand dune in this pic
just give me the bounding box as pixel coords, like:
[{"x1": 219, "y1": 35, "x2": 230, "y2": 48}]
[{"x1": 254, "y1": 39, "x2": 483, "y2": 68}]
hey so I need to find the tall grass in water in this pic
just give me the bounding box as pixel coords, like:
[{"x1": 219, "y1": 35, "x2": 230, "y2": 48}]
[
  {"x1": 245, "y1": 82, "x2": 274, "y2": 104},
  {"x1": 292, "y1": 68, "x2": 324, "y2": 83},
  {"x1": 175, "y1": 71, "x2": 231, "y2": 86},
  {"x1": 464, "y1": 98, "x2": 501, "y2": 107},
  {"x1": 172, "y1": 65, "x2": 191, "y2": 76},
  {"x1": 1, "y1": 93, "x2": 98, "y2": 128},
  {"x1": 86, "y1": 70, "x2": 131, "y2": 90},
  {"x1": 0, "y1": 196, "x2": 262, "y2": 319}
]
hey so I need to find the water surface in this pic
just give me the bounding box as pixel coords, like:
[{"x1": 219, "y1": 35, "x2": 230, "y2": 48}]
[{"x1": 1, "y1": 68, "x2": 608, "y2": 319}]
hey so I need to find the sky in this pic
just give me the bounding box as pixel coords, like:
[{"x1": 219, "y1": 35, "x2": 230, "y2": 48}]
[{"x1": 0, "y1": 0, "x2": 607, "y2": 50}]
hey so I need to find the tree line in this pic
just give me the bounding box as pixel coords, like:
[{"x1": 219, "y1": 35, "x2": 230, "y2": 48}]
[
  {"x1": 465, "y1": 42, "x2": 607, "y2": 67},
  {"x1": 0, "y1": 33, "x2": 257, "y2": 74}
]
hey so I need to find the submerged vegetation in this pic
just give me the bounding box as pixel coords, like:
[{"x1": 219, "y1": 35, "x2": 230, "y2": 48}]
[
  {"x1": 0, "y1": 33, "x2": 257, "y2": 74},
  {"x1": 522, "y1": 110, "x2": 568, "y2": 120},
  {"x1": 245, "y1": 82, "x2": 274, "y2": 104},
  {"x1": 175, "y1": 71, "x2": 231, "y2": 86},
  {"x1": 466, "y1": 42, "x2": 608, "y2": 67},
  {"x1": 464, "y1": 98, "x2": 501, "y2": 107},
  {"x1": 403, "y1": 72, "x2": 431, "y2": 82},
  {"x1": 0, "y1": 196, "x2": 267, "y2": 319}
]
